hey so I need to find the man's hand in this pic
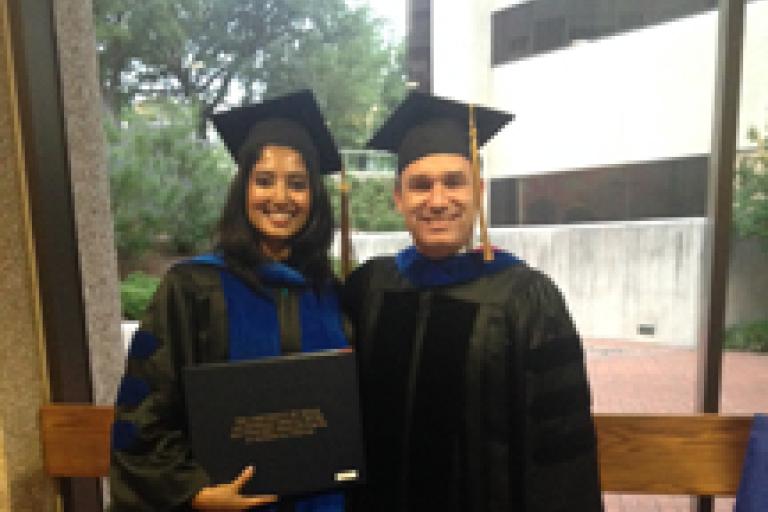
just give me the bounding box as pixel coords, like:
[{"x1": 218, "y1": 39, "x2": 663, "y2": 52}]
[{"x1": 191, "y1": 466, "x2": 278, "y2": 510}]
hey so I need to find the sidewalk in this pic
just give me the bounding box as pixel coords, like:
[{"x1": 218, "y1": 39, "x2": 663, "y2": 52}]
[{"x1": 584, "y1": 340, "x2": 768, "y2": 512}]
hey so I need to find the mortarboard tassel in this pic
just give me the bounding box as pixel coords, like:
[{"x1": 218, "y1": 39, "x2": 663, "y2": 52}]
[{"x1": 469, "y1": 104, "x2": 494, "y2": 262}]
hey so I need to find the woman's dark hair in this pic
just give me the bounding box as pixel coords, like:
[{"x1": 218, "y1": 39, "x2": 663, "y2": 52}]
[{"x1": 215, "y1": 120, "x2": 334, "y2": 285}]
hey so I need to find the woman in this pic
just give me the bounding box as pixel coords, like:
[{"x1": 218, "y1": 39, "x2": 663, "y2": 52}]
[{"x1": 109, "y1": 90, "x2": 349, "y2": 511}]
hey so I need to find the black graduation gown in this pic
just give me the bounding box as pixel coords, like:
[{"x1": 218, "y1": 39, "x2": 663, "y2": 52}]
[{"x1": 342, "y1": 252, "x2": 603, "y2": 512}]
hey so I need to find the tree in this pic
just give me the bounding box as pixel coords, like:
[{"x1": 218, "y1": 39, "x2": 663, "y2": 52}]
[
  {"x1": 733, "y1": 127, "x2": 768, "y2": 250},
  {"x1": 106, "y1": 101, "x2": 232, "y2": 264},
  {"x1": 93, "y1": 0, "x2": 405, "y2": 144},
  {"x1": 263, "y1": 6, "x2": 406, "y2": 147}
]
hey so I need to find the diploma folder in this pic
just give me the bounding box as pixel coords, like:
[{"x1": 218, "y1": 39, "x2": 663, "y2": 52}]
[{"x1": 183, "y1": 350, "x2": 365, "y2": 497}]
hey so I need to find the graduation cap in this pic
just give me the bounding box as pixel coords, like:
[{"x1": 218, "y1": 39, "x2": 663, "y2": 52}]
[
  {"x1": 366, "y1": 91, "x2": 514, "y2": 173},
  {"x1": 210, "y1": 90, "x2": 342, "y2": 175}
]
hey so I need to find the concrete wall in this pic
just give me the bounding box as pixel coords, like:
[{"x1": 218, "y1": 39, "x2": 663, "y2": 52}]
[
  {"x1": 431, "y1": 0, "x2": 494, "y2": 104},
  {"x1": 339, "y1": 220, "x2": 768, "y2": 346},
  {"x1": 490, "y1": 220, "x2": 705, "y2": 344}
]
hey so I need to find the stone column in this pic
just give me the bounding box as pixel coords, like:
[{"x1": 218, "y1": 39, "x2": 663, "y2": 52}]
[
  {"x1": 53, "y1": 0, "x2": 124, "y2": 407},
  {"x1": 0, "y1": 1, "x2": 58, "y2": 509}
]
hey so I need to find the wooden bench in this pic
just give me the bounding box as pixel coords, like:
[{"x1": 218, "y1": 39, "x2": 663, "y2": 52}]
[{"x1": 39, "y1": 404, "x2": 753, "y2": 495}]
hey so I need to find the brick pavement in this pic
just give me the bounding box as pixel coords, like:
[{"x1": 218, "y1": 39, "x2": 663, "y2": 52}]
[{"x1": 583, "y1": 340, "x2": 768, "y2": 512}]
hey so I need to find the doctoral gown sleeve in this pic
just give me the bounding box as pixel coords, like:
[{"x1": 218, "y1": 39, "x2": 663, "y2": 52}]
[
  {"x1": 510, "y1": 271, "x2": 604, "y2": 512},
  {"x1": 109, "y1": 266, "x2": 212, "y2": 511}
]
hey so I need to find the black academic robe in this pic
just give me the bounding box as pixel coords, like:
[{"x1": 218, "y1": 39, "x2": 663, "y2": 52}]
[{"x1": 342, "y1": 248, "x2": 603, "y2": 512}]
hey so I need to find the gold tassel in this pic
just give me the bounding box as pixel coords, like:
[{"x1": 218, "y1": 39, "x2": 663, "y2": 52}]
[{"x1": 469, "y1": 104, "x2": 493, "y2": 262}]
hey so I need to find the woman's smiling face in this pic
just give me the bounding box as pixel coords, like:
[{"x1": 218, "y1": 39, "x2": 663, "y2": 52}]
[{"x1": 246, "y1": 145, "x2": 311, "y2": 245}]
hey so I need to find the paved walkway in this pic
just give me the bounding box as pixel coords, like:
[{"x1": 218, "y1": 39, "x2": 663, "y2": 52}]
[{"x1": 584, "y1": 340, "x2": 768, "y2": 512}]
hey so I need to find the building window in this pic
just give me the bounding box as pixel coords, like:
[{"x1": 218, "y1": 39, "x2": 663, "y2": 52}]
[
  {"x1": 533, "y1": 16, "x2": 567, "y2": 52},
  {"x1": 492, "y1": 3, "x2": 533, "y2": 65},
  {"x1": 407, "y1": 0, "x2": 432, "y2": 92},
  {"x1": 492, "y1": 0, "x2": 723, "y2": 66},
  {"x1": 489, "y1": 155, "x2": 709, "y2": 226}
]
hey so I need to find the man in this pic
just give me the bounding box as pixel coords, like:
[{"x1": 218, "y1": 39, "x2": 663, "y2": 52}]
[{"x1": 343, "y1": 92, "x2": 603, "y2": 512}]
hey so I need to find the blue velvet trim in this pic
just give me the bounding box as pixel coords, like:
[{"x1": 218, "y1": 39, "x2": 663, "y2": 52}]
[
  {"x1": 183, "y1": 253, "x2": 226, "y2": 267},
  {"x1": 111, "y1": 420, "x2": 138, "y2": 452},
  {"x1": 395, "y1": 245, "x2": 523, "y2": 288},
  {"x1": 115, "y1": 376, "x2": 151, "y2": 408},
  {"x1": 293, "y1": 492, "x2": 345, "y2": 512},
  {"x1": 299, "y1": 287, "x2": 348, "y2": 352},
  {"x1": 260, "y1": 262, "x2": 307, "y2": 286},
  {"x1": 735, "y1": 414, "x2": 768, "y2": 512},
  {"x1": 127, "y1": 330, "x2": 159, "y2": 360},
  {"x1": 181, "y1": 253, "x2": 306, "y2": 286},
  {"x1": 219, "y1": 270, "x2": 281, "y2": 360}
]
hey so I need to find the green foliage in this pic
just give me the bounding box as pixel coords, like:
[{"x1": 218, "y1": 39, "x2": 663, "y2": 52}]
[
  {"x1": 327, "y1": 174, "x2": 405, "y2": 231},
  {"x1": 733, "y1": 127, "x2": 768, "y2": 250},
  {"x1": 724, "y1": 320, "x2": 768, "y2": 353},
  {"x1": 107, "y1": 102, "x2": 232, "y2": 261},
  {"x1": 93, "y1": 0, "x2": 406, "y2": 144},
  {"x1": 263, "y1": 5, "x2": 406, "y2": 147},
  {"x1": 730, "y1": 128, "x2": 768, "y2": 351},
  {"x1": 97, "y1": 0, "x2": 407, "y2": 263},
  {"x1": 119, "y1": 272, "x2": 161, "y2": 320}
]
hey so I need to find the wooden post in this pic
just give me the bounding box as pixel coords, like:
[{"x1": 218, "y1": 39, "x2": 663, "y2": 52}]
[
  {"x1": 695, "y1": 2, "x2": 745, "y2": 510},
  {"x1": 339, "y1": 167, "x2": 351, "y2": 278}
]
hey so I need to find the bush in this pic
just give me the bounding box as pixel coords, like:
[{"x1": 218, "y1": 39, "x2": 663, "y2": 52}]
[
  {"x1": 732, "y1": 126, "x2": 768, "y2": 251},
  {"x1": 120, "y1": 272, "x2": 161, "y2": 320},
  {"x1": 724, "y1": 320, "x2": 768, "y2": 353}
]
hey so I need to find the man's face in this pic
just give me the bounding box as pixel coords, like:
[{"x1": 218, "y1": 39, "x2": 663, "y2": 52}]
[{"x1": 394, "y1": 153, "x2": 480, "y2": 259}]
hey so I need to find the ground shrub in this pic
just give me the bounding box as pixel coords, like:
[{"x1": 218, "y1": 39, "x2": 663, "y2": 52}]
[
  {"x1": 120, "y1": 272, "x2": 161, "y2": 320},
  {"x1": 724, "y1": 320, "x2": 768, "y2": 353}
]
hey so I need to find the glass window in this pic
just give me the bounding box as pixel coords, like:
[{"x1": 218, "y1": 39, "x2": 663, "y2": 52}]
[
  {"x1": 720, "y1": 0, "x2": 768, "y2": 415},
  {"x1": 718, "y1": 1, "x2": 768, "y2": 507}
]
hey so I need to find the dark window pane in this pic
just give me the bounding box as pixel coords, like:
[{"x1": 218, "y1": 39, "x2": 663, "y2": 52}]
[
  {"x1": 491, "y1": 0, "x2": 725, "y2": 66},
  {"x1": 489, "y1": 178, "x2": 519, "y2": 225},
  {"x1": 490, "y1": 155, "x2": 709, "y2": 226},
  {"x1": 533, "y1": 16, "x2": 567, "y2": 52},
  {"x1": 492, "y1": 3, "x2": 533, "y2": 64}
]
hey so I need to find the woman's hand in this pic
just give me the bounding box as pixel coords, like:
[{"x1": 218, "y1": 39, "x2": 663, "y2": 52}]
[{"x1": 191, "y1": 466, "x2": 278, "y2": 510}]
